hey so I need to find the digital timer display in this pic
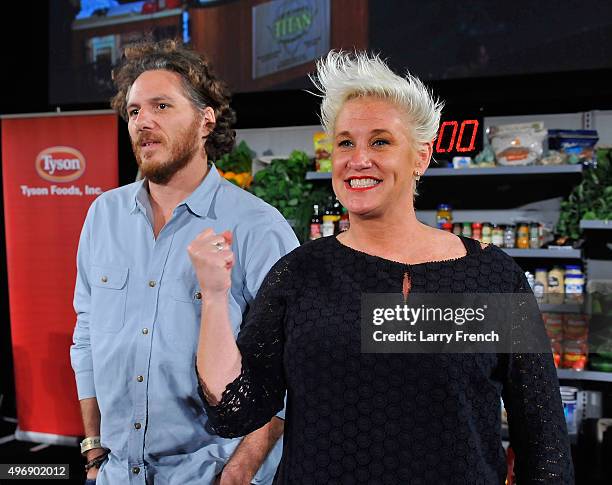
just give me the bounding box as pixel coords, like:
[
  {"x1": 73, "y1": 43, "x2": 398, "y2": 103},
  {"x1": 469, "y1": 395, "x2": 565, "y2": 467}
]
[{"x1": 433, "y1": 118, "x2": 482, "y2": 158}]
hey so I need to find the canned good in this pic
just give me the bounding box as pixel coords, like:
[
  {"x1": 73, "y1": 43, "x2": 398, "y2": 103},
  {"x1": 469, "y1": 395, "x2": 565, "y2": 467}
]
[
  {"x1": 462, "y1": 222, "x2": 472, "y2": 238},
  {"x1": 452, "y1": 223, "x2": 462, "y2": 236}
]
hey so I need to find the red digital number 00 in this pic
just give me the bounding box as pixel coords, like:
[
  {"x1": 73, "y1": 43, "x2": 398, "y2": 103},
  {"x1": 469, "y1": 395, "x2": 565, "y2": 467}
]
[{"x1": 435, "y1": 119, "x2": 479, "y2": 153}]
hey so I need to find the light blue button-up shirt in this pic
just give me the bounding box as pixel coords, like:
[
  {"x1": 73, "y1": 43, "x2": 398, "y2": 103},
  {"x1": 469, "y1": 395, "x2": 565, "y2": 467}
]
[{"x1": 70, "y1": 165, "x2": 299, "y2": 485}]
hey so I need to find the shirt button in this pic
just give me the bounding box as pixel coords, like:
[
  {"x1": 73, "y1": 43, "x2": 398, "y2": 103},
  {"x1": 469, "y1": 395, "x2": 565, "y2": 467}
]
[
  {"x1": 194, "y1": 291, "x2": 202, "y2": 300},
  {"x1": 148, "y1": 280, "x2": 156, "y2": 287},
  {"x1": 136, "y1": 375, "x2": 144, "y2": 382},
  {"x1": 134, "y1": 422, "x2": 141, "y2": 430},
  {"x1": 101, "y1": 276, "x2": 108, "y2": 283},
  {"x1": 132, "y1": 466, "x2": 140, "y2": 474},
  {"x1": 142, "y1": 328, "x2": 149, "y2": 335}
]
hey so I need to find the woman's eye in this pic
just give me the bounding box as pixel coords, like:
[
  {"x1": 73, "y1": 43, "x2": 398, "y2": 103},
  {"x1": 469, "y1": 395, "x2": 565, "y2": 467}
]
[
  {"x1": 338, "y1": 139, "x2": 353, "y2": 148},
  {"x1": 129, "y1": 109, "x2": 139, "y2": 117},
  {"x1": 372, "y1": 139, "x2": 389, "y2": 146},
  {"x1": 158, "y1": 103, "x2": 167, "y2": 110}
]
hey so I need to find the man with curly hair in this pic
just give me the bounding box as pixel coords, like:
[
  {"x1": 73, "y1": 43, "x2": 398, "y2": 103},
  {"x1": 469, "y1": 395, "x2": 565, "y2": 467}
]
[{"x1": 70, "y1": 40, "x2": 298, "y2": 485}]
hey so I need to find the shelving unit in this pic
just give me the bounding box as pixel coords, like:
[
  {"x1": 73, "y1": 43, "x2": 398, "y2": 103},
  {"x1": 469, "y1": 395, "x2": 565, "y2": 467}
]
[
  {"x1": 501, "y1": 248, "x2": 582, "y2": 259},
  {"x1": 305, "y1": 164, "x2": 584, "y2": 180},
  {"x1": 580, "y1": 220, "x2": 612, "y2": 230},
  {"x1": 557, "y1": 369, "x2": 612, "y2": 383},
  {"x1": 538, "y1": 302, "x2": 583, "y2": 313}
]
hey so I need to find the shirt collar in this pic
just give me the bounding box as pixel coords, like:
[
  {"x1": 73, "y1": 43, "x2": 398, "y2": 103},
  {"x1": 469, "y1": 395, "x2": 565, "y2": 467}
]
[{"x1": 130, "y1": 164, "x2": 222, "y2": 219}]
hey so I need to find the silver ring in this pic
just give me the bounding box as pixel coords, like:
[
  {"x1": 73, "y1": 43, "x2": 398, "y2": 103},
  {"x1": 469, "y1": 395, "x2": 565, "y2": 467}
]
[{"x1": 212, "y1": 241, "x2": 224, "y2": 252}]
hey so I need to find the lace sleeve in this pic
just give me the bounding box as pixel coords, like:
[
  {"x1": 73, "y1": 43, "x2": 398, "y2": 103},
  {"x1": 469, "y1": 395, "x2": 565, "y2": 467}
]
[
  {"x1": 501, "y1": 270, "x2": 574, "y2": 483},
  {"x1": 198, "y1": 258, "x2": 289, "y2": 438}
]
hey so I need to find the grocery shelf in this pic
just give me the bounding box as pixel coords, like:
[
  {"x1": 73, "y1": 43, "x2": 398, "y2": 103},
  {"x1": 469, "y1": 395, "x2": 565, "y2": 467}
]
[
  {"x1": 538, "y1": 302, "x2": 583, "y2": 313},
  {"x1": 425, "y1": 165, "x2": 583, "y2": 177},
  {"x1": 580, "y1": 220, "x2": 612, "y2": 230},
  {"x1": 305, "y1": 164, "x2": 583, "y2": 181},
  {"x1": 501, "y1": 248, "x2": 582, "y2": 259},
  {"x1": 557, "y1": 369, "x2": 612, "y2": 382},
  {"x1": 306, "y1": 171, "x2": 333, "y2": 180}
]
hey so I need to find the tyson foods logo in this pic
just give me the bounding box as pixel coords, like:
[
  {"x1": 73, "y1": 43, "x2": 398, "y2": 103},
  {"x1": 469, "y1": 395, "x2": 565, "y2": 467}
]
[{"x1": 35, "y1": 146, "x2": 86, "y2": 182}]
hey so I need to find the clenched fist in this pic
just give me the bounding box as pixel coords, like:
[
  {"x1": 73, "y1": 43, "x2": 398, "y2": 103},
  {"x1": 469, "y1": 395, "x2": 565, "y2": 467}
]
[{"x1": 187, "y1": 229, "x2": 234, "y2": 298}]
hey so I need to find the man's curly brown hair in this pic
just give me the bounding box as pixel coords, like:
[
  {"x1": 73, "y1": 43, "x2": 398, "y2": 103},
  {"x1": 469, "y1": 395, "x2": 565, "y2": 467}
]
[{"x1": 111, "y1": 39, "x2": 236, "y2": 161}]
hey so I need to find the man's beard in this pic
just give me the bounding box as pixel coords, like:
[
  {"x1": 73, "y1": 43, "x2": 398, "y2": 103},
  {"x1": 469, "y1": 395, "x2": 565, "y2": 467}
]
[{"x1": 132, "y1": 118, "x2": 203, "y2": 185}]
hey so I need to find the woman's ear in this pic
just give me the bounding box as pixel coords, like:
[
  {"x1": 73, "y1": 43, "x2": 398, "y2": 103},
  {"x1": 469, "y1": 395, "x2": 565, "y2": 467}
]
[
  {"x1": 415, "y1": 141, "x2": 433, "y2": 175},
  {"x1": 200, "y1": 106, "x2": 216, "y2": 138}
]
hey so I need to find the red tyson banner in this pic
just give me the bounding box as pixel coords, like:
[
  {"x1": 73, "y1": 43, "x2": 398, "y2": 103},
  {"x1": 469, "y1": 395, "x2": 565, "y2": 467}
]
[{"x1": 1, "y1": 113, "x2": 118, "y2": 441}]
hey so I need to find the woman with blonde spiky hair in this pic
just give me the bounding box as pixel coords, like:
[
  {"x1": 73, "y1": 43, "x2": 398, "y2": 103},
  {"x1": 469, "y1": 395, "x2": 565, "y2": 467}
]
[{"x1": 192, "y1": 51, "x2": 573, "y2": 483}]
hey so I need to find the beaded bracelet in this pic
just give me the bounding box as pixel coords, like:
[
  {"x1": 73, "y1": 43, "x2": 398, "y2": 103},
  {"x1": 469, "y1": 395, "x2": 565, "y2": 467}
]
[{"x1": 84, "y1": 450, "x2": 109, "y2": 472}]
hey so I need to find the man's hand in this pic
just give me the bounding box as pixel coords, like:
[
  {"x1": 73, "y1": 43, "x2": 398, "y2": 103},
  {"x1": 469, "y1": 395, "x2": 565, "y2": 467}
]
[
  {"x1": 214, "y1": 465, "x2": 253, "y2": 485},
  {"x1": 187, "y1": 229, "x2": 234, "y2": 297},
  {"x1": 84, "y1": 448, "x2": 107, "y2": 480}
]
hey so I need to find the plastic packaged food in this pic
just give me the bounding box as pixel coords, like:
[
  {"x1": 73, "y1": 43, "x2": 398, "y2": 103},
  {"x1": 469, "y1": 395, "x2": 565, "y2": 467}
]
[
  {"x1": 488, "y1": 122, "x2": 546, "y2": 166},
  {"x1": 562, "y1": 340, "x2": 588, "y2": 370},
  {"x1": 436, "y1": 204, "x2": 452, "y2": 228},
  {"x1": 548, "y1": 129, "x2": 599, "y2": 166},
  {"x1": 563, "y1": 314, "x2": 589, "y2": 341}
]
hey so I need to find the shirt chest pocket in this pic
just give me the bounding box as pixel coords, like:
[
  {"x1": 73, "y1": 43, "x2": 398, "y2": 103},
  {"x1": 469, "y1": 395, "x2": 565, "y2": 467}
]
[{"x1": 90, "y1": 265, "x2": 129, "y2": 333}]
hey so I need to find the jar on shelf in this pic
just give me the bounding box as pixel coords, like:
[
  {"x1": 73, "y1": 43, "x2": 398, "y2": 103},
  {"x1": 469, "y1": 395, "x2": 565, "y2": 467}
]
[
  {"x1": 472, "y1": 222, "x2": 483, "y2": 241},
  {"x1": 452, "y1": 223, "x2": 462, "y2": 236},
  {"x1": 491, "y1": 224, "x2": 504, "y2": 246},
  {"x1": 529, "y1": 222, "x2": 540, "y2": 248},
  {"x1": 481, "y1": 223, "x2": 492, "y2": 244},
  {"x1": 503, "y1": 224, "x2": 516, "y2": 248},
  {"x1": 462, "y1": 222, "x2": 472, "y2": 238},
  {"x1": 516, "y1": 222, "x2": 530, "y2": 249},
  {"x1": 534, "y1": 268, "x2": 548, "y2": 299}
]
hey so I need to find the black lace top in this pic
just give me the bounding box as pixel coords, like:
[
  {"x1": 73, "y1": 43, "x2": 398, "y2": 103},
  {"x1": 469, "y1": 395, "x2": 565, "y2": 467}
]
[{"x1": 200, "y1": 236, "x2": 574, "y2": 484}]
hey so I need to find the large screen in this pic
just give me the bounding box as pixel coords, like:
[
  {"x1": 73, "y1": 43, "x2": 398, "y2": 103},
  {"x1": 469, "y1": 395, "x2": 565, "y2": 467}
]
[{"x1": 49, "y1": 0, "x2": 612, "y2": 106}]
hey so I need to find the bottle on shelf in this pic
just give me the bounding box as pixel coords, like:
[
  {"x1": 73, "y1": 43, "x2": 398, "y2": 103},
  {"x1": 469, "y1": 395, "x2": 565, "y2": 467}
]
[
  {"x1": 436, "y1": 204, "x2": 453, "y2": 228},
  {"x1": 331, "y1": 197, "x2": 343, "y2": 234},
  {"x1": 321, "y1": 197, "x2": 335, "y2": 237},
  {"x1": 309, "y1": 204, "x2": 322, "y2": 240},
  {"x1": 472, "y1": 222, "x2": 483, "y2": 241},
  {"x1": 339, "y1": 207, "x2": 350, "y2": 232},
  {"x1": 534, "y1": 268, "x2": 548, "y2": 299}
]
